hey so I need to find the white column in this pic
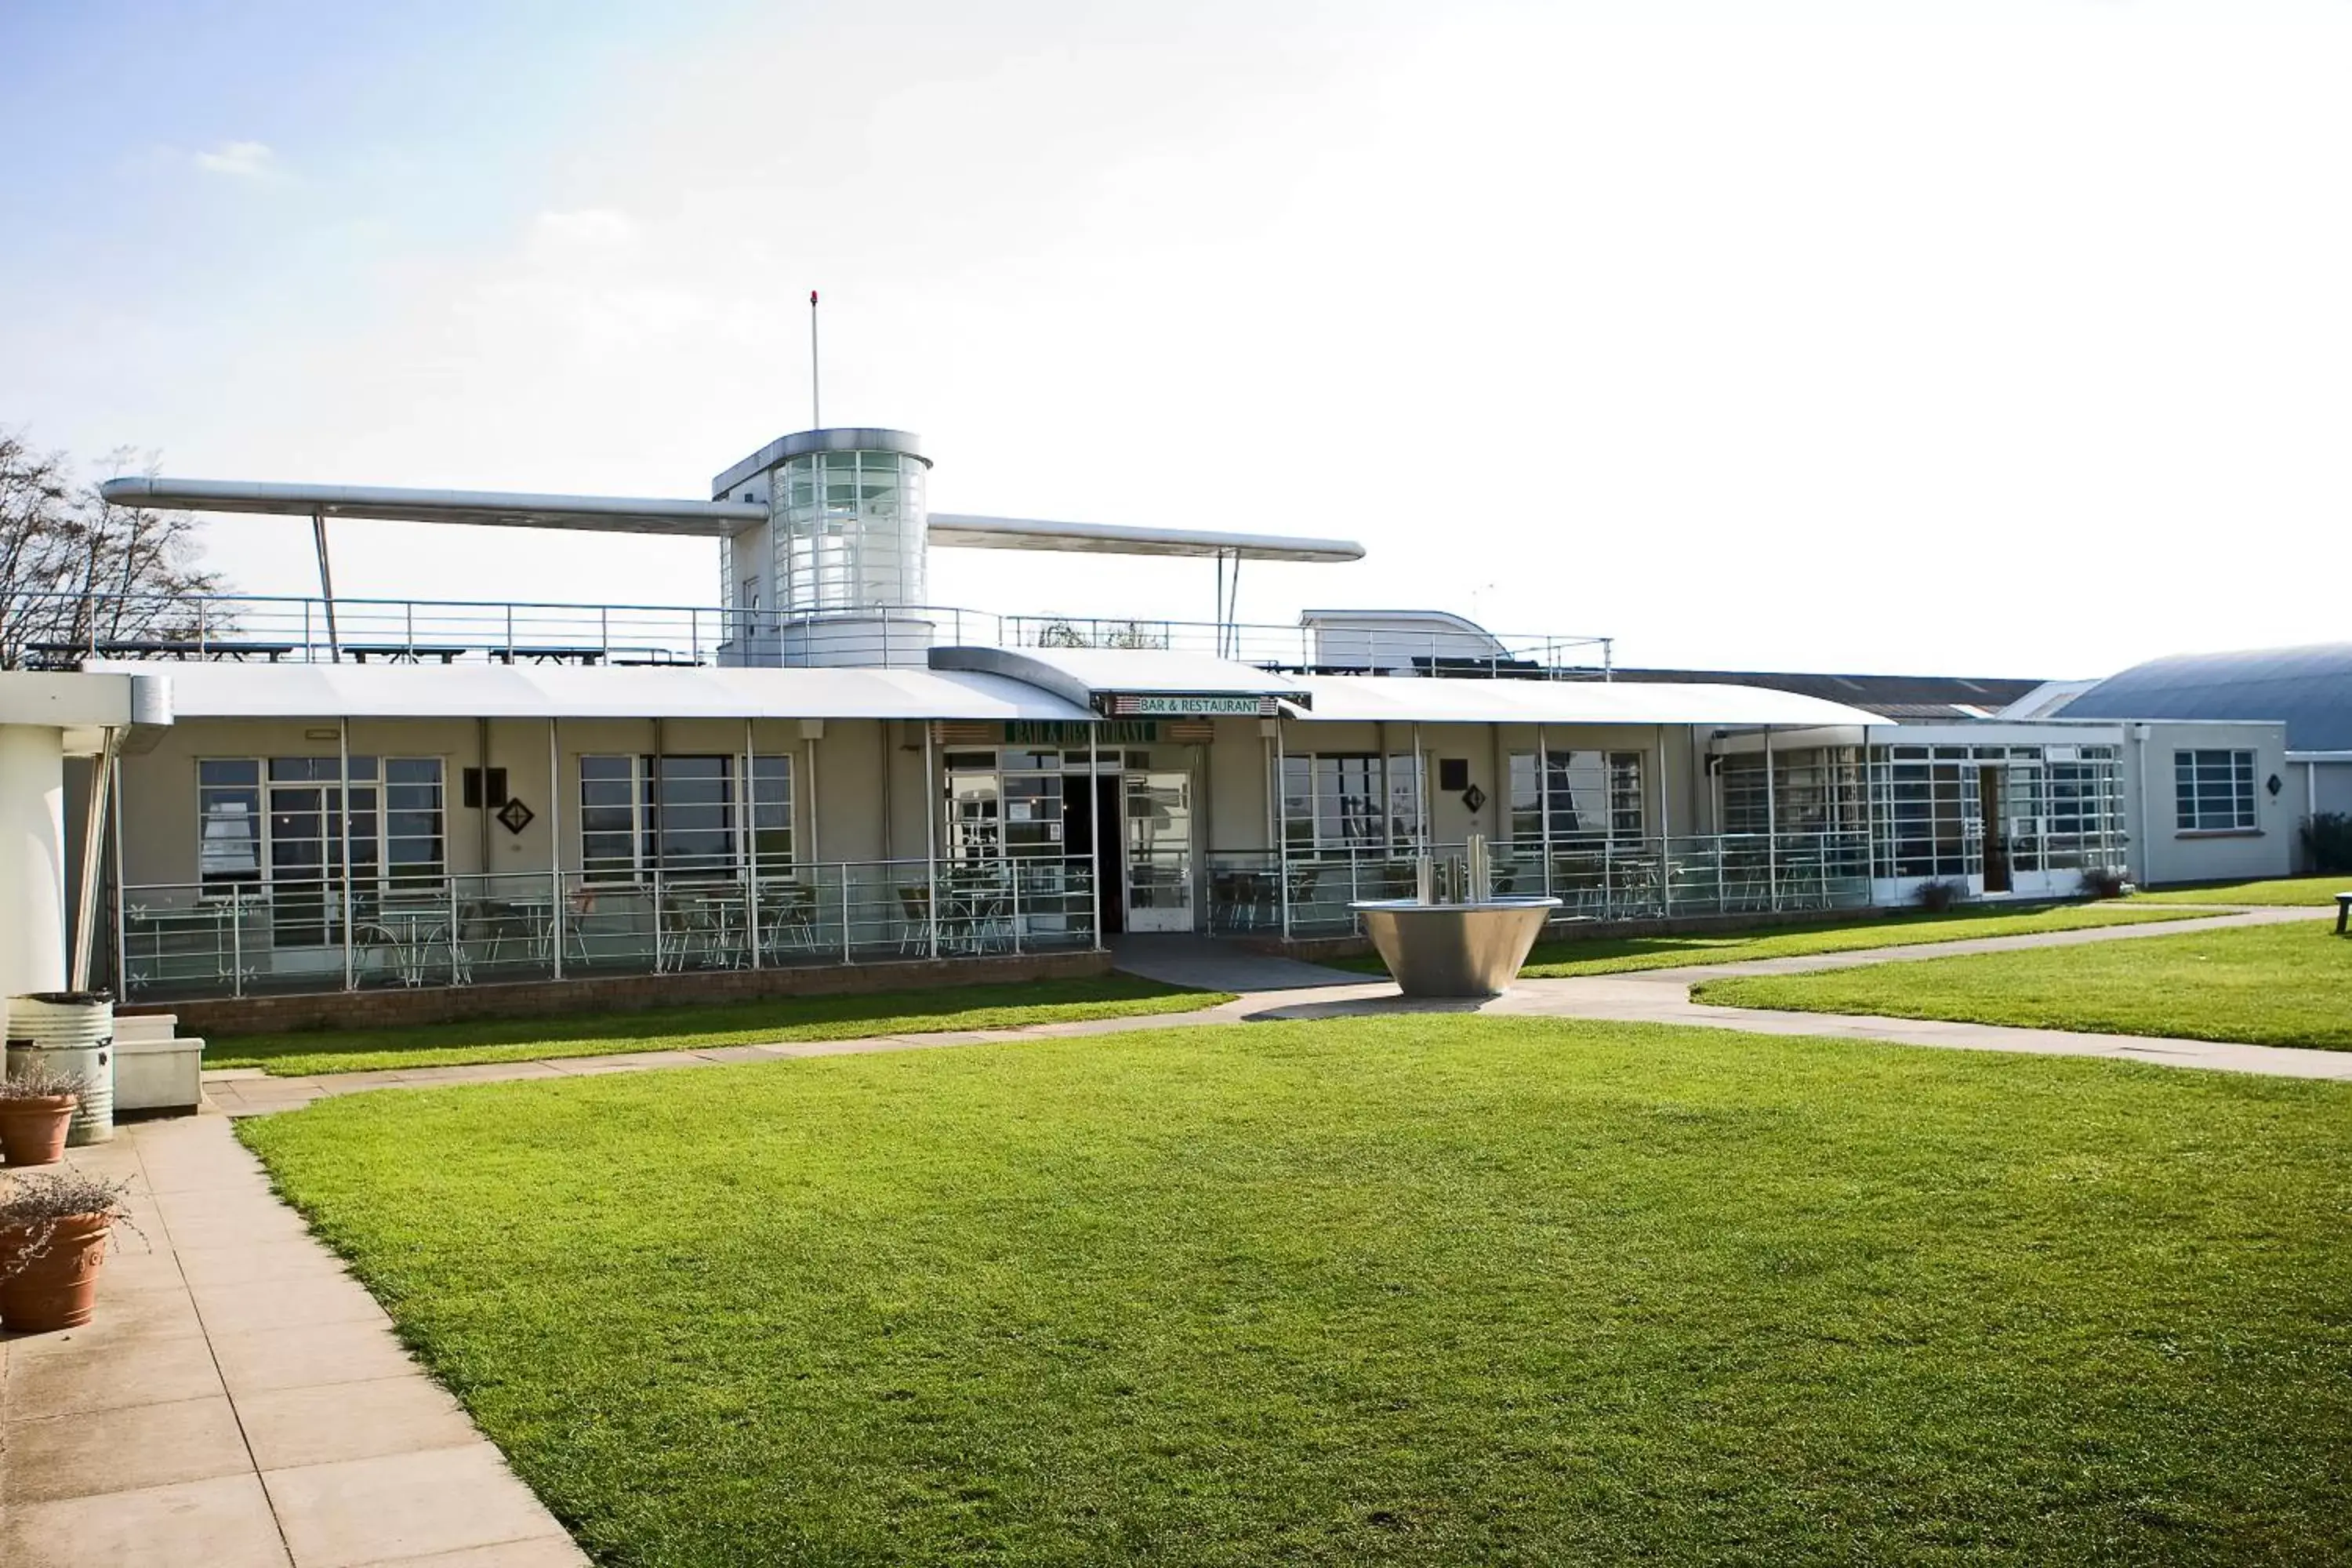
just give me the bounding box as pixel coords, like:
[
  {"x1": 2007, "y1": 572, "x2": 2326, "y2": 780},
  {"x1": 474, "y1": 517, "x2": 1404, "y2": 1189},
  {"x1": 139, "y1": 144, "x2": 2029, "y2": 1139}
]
[{"x1": 0, "y1": 725, "x2": 69, "y2": 996}]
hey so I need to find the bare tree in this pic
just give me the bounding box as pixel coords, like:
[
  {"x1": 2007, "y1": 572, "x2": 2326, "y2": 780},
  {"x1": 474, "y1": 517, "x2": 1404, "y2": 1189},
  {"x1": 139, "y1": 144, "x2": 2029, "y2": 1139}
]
[{"x1": 0, "y1": 433, "x2": 227, "y2": 668}]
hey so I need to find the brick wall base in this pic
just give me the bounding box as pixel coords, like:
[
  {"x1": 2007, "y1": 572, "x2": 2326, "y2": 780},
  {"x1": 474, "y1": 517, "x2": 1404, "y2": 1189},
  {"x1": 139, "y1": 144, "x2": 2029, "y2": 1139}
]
[{"x1": 132, "y1": 949, "x2": 1115, "y2": 1037}]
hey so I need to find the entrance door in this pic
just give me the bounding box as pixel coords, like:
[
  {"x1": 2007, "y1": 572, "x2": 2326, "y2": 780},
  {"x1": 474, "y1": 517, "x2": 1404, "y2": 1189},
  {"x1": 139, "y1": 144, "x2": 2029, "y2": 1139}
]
[
  {"x1": 1123, "y1": 771, "x2": 1194, "y2": 933},
  {"x1": 1977, "y1": 765, "x2": 2012, "y2": 894},
  {"x1": 1062, "y1": 775, "x2": 1125, "y2": 937}
]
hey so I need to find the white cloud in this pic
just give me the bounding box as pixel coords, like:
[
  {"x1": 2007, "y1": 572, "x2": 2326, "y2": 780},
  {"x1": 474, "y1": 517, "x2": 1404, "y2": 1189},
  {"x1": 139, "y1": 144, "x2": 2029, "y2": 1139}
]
[{"x1": 192, "y1": 140, "x2": 281, "y2": 180}]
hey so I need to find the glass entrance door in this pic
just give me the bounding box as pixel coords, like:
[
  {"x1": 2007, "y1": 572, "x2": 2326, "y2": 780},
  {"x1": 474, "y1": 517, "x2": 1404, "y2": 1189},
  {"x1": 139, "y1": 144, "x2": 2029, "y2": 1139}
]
[{"x1": 1123, "y1": 772, "x2": 1194, "y2": 933}]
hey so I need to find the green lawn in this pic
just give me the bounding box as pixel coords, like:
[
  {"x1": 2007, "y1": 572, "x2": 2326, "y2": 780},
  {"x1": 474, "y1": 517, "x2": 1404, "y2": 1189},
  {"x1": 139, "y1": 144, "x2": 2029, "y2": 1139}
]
[
  {"x1": 209, "y1": 976, "x2": 1228, "y2": 1076},
  {"x1": 2132, "y1": 873, "x2": 2350, "y2": 906},
  {"x1": 1695, "y1": 918, "x2": 2352, "y2": 1050},
  {"x1": 242, "y1": 1018, "x2": 2352, "y2": 1566},
  {"x1": 1332, "y1": 901, "x2": 2195, "y2": 979}
]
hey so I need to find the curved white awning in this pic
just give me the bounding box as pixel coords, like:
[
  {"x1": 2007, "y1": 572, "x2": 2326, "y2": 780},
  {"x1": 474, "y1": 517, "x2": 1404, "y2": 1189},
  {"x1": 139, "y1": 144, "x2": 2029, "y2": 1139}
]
[
  {"x1": 80, "y1": 662, "x2": 1094, "y2": 723},
  {"x1": 1281, "y1": 676, "x2": 1885, "y2": 728}
]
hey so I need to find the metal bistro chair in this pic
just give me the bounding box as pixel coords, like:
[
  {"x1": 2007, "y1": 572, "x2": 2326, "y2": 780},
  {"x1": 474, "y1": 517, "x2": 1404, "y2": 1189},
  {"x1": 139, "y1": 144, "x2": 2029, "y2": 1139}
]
[
  {"x1": 897, "y1": 885, "x2": 933, "y2": 956},
  {"x1": 758, "y1": 882, "x2": 822, "y2": 961}
]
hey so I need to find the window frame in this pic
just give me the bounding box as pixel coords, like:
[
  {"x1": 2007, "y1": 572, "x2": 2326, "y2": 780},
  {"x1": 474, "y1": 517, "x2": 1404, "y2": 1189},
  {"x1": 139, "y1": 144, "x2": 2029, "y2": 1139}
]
[
  {"x1": 577, "y1": 753, "x2": 793, "y2": 882},
  {"x1": 2173, "y1": 748, "x2": 2257, "y2": 833}
]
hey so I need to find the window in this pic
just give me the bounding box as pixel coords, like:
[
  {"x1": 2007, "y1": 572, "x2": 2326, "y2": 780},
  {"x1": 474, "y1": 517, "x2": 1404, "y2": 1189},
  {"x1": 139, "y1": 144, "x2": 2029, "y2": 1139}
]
[
  {"x1": 192, "y1": 756, "x2": 445, "y2": 945},
  {"x1": 1279, "y1": 753, "x2": 1422, "y2": 850},
  {"x1": 2175, "y1": 749, "x2": 2256, "y2": 832},
  {"x1": 1507, "y1": 750, "x2": 1642, "y2": 843},
  {"x1": 198, "y1": 760, "x2": 261, "y2": 886},
  {"x1": 579, "y1": 754, "x2": 792, "y2": 880}
]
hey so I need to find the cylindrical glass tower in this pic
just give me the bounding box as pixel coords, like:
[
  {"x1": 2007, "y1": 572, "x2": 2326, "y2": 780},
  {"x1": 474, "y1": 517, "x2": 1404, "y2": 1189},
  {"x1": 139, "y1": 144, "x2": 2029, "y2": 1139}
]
[
  {"x1": 772, "y1": 431, "x2": 929, "y2": 615},
  {"x1": 714, "y1": 428, "x2": 935, "y2": 667}
]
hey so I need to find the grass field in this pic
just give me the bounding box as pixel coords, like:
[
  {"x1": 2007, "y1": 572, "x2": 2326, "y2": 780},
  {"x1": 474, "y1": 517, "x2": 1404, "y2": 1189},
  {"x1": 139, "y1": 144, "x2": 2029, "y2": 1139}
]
[
  {"x1": 2132, "y1": 874, "x2": 2349, "y2": 906},
  {"x1": 1695, "y1": 917, "x2": 2351, "y2": 1050},
  {"x1": 1331, "y1": 901, "x2": 2194, "y2": 979},
  {"x1": 242, "y1": 1017, "x2": 2352, "y2": 1566},
  {"x1": 209, "y1": 975, "x2": 1227, "y2": 1076}
]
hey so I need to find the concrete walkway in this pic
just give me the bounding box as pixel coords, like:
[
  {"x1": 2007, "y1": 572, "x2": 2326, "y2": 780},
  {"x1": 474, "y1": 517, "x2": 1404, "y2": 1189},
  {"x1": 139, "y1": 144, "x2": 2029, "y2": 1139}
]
[
  {"x1": 201, "y1": 906, "x2": 2348, "y2": 1115},
  {"x1": 0, "y1": 1117, "x2": 587, "y2": 1568},
  {"x1": 1106, "y1": 933, "x2": 1368, "y2": 993}
]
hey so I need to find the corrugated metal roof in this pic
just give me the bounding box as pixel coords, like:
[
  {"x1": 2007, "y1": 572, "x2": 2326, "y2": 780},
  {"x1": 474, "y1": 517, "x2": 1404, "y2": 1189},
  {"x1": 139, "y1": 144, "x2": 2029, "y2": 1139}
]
[
  {"x1": 82, "y1": 662, "x2": 1094, "y2": 722},
  {"x1": 2063, "y1": 643, "x2": 2352, "y2": 750},
  {"x1": 1283, "y1": 677, "x2": 1882, "y2": 728}
]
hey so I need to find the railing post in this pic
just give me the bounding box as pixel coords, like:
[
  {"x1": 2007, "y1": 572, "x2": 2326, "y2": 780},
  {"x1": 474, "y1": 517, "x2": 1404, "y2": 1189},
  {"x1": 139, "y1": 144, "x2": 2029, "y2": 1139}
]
[
  {"x1": 600, "y1": 605, "x2": 610, "y2": 660},
  {"x1": 924, "y1": 724, "x2": 939, "y2": 960},
  {"x1": 1088, "y1": 724, "x2": 1105, "y2": 952},
  {"x1": 448, "y1": 871, "x2": 462, "y2": 985},
  {"x1": 1010, "y1": 857, "x2": 1022, "y2": 955},
  {"x1": 1765, "y1": 731, "x2": 1779, "y2": 913},
  {"x1": 230, "y1": 896, "x2": 244, "y2": 999},
  {"x1": 840, "y1": 866, "x2": 853, "y2": 964},
  {"x1": 1602, "y1": 837, "x2": 1613, "y2": 922},
  {"x1": 1275, "y1": 718, "x2": 1293, "y2": 942},
  {"x1": 504, "y1": 603, "x2": 514, "y2": 662},
  {"x1": 550, "y1": 717, "x2": 565, "y2": 982}
]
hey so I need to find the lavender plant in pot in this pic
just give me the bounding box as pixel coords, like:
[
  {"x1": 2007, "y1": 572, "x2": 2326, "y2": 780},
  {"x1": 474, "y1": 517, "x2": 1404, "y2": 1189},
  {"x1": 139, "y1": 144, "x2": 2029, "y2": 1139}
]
[
  {"x1": 1, "y1": 1170, "x2": 138, "y2": 1331},
  {"x1": 0, "y1": 1060, "x2": 87, "y2": 1167}
]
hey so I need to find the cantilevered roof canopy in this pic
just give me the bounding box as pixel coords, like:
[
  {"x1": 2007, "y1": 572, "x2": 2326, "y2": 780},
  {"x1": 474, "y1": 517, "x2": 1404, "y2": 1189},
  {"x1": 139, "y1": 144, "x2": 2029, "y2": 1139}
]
[
  {"x1": 98, "y1": 477, "x2": 763, "y2": 536},
  {"x1": 1282, "y1": 676, "x2": 1883, "y2": 728},
  {"x1": 98, "y1": 481, "x2": 1367, "y2": 561},
  {"x1": 929, "y1": 646, "x2": 1309, "y2": 713},
  {"x1": 928, "y1": 515, "x2": 1363, "y2": 563},
  {"x1": 83, "y1": 662, "x2": 1093, "y2": 722}
]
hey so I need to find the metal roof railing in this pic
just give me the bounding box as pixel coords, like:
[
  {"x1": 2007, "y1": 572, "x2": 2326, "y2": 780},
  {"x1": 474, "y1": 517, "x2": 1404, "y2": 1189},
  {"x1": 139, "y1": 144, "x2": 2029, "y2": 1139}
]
[{"x1": 3, "y1": 591, "x2": 1613, "y2": 681}]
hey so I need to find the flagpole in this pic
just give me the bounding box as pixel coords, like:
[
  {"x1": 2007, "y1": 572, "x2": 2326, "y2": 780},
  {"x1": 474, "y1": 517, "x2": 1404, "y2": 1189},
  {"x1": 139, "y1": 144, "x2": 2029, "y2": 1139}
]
[{"x1": 810, "y1": 289, "x2": 821, "y2": 428}]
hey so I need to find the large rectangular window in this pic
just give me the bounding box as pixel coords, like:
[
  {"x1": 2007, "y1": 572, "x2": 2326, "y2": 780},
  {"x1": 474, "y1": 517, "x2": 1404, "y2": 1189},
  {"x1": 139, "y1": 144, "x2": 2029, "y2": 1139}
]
[
  {"x1": 2175, "y1": 749, "x2": 2256, "y2": 832},
  {"x1": 579, "y1": 754, "x2": 792, "y2": 880},
  {"x1": 1507, "y1": 750, "x2": 1642, "y2": 843},
  {"x1": 1279, "y1": 753, "x2": 1422, "y2": 850},
  {"x1": 191, "y1": 756, "x2": 445, "y2": 945}
]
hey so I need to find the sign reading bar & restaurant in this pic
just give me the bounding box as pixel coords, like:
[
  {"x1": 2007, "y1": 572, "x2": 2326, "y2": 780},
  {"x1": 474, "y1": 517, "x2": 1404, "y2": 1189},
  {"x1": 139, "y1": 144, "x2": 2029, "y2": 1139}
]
[{"x1": 1106, "y1": 694, "x2": 1273, "y2": 717}]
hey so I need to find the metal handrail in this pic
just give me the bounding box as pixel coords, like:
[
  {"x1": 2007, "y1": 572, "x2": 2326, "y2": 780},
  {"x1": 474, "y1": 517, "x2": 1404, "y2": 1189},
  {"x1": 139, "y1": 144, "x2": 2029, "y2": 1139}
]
[{"x1": 6, "y1": 590, "x2": 1614, "y2": 679}]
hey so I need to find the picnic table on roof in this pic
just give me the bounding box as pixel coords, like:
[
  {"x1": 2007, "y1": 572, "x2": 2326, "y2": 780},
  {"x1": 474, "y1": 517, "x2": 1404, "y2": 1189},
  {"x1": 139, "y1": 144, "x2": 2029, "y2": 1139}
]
[{"x1": 24, "y1": 638, "x2": 298, "y2": 665}]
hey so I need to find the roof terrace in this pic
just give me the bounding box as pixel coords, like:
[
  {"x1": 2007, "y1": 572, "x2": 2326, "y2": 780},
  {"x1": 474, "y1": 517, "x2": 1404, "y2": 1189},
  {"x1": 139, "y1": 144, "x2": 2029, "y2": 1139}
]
[{"x1": 5, "y1": 592, "x2": 1614, "y2": 680}]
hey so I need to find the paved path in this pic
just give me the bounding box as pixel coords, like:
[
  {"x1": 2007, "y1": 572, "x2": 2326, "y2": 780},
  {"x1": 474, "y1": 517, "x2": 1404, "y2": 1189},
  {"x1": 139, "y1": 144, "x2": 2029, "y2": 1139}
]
[
  {"x1": 1106, "y1": 933, "x2": 1368, "y2": 992},
  {"x1": 0, "y1": 1117, "x2": 587, "y2": 1568},
  {"x1": 203, "y1": 906, "x2": 2349, "y2": 1115}
]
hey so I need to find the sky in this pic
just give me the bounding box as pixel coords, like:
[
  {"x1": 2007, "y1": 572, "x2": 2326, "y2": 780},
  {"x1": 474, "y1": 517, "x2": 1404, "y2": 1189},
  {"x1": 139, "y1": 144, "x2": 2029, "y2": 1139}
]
[{"x1": 3, "y1": 0, "x2": 2348, "y2": 679}]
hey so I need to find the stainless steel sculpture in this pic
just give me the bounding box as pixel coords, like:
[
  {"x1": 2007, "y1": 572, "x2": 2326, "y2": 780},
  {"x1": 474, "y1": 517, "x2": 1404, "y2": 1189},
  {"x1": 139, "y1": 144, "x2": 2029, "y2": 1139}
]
[{"x1": 1352, "y1": 837, "x2": 1559, "y2": 998}]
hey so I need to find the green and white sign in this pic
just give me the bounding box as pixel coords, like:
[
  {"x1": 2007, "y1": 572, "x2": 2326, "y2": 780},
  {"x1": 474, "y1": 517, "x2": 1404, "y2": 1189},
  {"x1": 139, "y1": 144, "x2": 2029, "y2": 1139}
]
[{"x1": 1005, "y1": 720, "x2": 1160, "y2": 746}]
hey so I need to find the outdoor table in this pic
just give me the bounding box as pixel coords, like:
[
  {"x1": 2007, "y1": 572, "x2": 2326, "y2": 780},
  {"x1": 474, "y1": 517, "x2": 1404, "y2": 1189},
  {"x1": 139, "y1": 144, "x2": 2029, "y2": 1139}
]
[
  {"x1": 485, "y1": 645, "x2": 607, "y2": 666},
  {"x1": 345, "y1": 644, "x2": 470, "y2": 664},
  {"x1": 370, "y1": 902, "x2": 459, "y2": 985}
]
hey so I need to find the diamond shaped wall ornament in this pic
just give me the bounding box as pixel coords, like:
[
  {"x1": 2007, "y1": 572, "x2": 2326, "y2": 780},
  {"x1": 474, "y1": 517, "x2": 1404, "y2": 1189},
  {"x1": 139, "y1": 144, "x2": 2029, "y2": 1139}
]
[
  {"x1": 1461, "y1": 784, "x2": 1487, "y2": 813},
  {"x1": 495, "y1": 797, "x2": 536, "y2": 836}
]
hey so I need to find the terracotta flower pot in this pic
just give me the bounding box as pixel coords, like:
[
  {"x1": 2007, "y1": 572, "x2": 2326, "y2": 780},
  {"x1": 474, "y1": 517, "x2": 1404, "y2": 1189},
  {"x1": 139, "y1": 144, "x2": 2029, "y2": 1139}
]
[
  {"x1": 0, "y1": 1095, "x2": 74, "y2": 1167},
  {"x1": 0, "y1": 1211, "x2": 114, "y2": 1332}
]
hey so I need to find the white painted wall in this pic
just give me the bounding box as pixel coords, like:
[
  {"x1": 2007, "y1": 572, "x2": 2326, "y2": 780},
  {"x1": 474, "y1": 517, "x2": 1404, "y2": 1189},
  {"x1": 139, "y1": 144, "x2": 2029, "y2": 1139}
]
[
  {"x1": 0, "y1": 725, "x2": 68, "y2": 996},
  {"x1": 2123, "y1": 720, "x2": 2295, "y2": 887}
]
